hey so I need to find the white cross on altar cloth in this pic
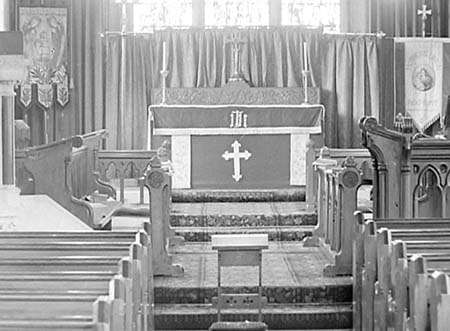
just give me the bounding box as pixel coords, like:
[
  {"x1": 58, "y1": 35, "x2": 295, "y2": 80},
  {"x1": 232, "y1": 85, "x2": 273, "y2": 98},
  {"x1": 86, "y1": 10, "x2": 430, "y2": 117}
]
[{"x1": 222, "y1": 140, "x2": 251, "y2": 182}]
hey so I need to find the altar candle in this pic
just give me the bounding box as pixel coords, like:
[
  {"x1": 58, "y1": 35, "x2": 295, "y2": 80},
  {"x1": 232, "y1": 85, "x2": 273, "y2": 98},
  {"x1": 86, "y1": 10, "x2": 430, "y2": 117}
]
[
  {"x1": 162, "y1": 41, "x2": 167, "y2": 70},
  {"x1": 303, "y1": 42, "x2": 308, "y2": 71}
]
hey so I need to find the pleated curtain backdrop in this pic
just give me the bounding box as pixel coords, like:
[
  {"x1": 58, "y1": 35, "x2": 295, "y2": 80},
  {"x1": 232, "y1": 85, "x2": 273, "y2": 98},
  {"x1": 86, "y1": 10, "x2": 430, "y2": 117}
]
[
  {"x1": 103, "y1": 28, "x2": 393, "y2": 149},
  {"x1": 320, "y1": 35, "x2": 394, "y2": 147},
  {"x1": 104, "y1": 27, "x2": 324, "y2": 149}
]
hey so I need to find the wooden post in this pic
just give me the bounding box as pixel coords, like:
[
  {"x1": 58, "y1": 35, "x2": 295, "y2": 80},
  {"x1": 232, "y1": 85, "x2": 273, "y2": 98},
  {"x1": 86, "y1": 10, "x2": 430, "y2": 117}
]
[
  {"x1": 304, "y1": 146, "x2": 337, "y2": 247},
  {"x1": 324, "y1": 157, "x2": 362, "y2": 276},
  {"x1": 144, "y1": 156, "x2": 183, "y2": 277}
]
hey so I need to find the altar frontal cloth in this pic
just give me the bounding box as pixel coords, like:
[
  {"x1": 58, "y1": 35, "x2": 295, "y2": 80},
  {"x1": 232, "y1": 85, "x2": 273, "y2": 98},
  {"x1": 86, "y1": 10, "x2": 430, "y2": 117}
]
[
  {"x1": 151, "y1": 104, "x2": 322, "y2": 129},
  {"x1": 149, "y1": 104, "x2": 324, "y2": 189}
]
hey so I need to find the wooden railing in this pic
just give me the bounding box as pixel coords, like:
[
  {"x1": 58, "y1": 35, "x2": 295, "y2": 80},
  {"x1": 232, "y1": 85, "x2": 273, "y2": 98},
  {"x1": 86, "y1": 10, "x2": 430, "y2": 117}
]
[{"x1": 98, "y1": 150, "x2": 157, "y2": 203}]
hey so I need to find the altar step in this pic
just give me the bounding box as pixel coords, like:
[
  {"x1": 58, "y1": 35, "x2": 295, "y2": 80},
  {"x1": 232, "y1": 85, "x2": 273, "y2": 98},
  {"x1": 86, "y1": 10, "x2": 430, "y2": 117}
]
[
  {"x1": 154, "y1": 304, "x2": 352, "y2": 330},
  {"x1": 118, "y1": 201, "x2": 316, "y2": 226},
  {"x1": 171, "y1": 188, "x2": 305, "y2": 203},
  {"x1": 152, "y1": 242, "x2": 352, "y2": 330},
  {"x1": 173, "y1": 226, "x2": 313, "y2": 242}
]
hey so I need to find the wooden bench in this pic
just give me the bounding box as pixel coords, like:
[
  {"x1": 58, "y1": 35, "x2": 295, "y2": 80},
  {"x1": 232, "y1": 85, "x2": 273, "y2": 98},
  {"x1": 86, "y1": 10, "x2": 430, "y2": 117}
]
[
  {"x1": 0, "y1": 223, "x2": 154, "y2": 331},
  {"x1": 15, "y1": 130, "x2": 122, "y2": 229},
  {"x1": 353, "y1": 211, "x2": 450, "y2": 331},
  {"x1": 142, "y1": 156, "x2": 184, "y2": 277},
  {"x1": 304, "y1": 155, "x2": 372, "y2": 276},
  {"x1": 0, "y1": 295, "x2": 113, "y2": 330},
  {"x1": 15, "y1": 137, "x2": 77, "y2": 213},
  {"x1": 71, "y1": 130, "x2": 122, "y2": 229},
  {"x1": 305, "y1": 142, "x2": 372, "y2": 213}
]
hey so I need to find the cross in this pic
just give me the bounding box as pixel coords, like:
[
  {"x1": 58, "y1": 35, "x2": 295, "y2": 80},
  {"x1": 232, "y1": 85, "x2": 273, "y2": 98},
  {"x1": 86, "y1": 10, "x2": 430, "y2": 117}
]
[
  {"x1": 222, "y1": 141, "x2": 251, "y2": 182},
  {"x1": 225, "y1": 31, "x2": 247, "y2": 82},
  {"x1": 417, "y1": 4, "x2": 432, "y2": 38},
  {"x1": 115, "y1": 0, "x2": 138, "y2": 33}
]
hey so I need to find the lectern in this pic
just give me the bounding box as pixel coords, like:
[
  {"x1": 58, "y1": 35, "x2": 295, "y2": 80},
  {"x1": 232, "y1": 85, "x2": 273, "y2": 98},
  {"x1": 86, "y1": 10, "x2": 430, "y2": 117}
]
[{"x1": 210, "y1": 234, "x2": 269, "y2": 331}]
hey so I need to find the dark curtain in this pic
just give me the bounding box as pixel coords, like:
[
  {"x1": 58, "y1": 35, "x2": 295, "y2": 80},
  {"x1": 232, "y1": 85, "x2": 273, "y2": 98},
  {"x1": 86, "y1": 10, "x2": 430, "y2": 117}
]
[
  {"x1": 367, "y1": 0, "x2": 449, "y2": 37},
  {"x1": 320, "y1": 35, "x2": 394, "y2": 148},
  {"x1": 71, "y1": 0, "x2": 106, "y2": 136},
  {"x1": 104, "y1": 27, "x2": 323, "y2": 149}
]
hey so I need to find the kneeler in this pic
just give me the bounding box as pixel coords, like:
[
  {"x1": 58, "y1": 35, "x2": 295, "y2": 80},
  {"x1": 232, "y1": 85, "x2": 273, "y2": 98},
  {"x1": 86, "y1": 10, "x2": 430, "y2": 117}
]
[{"x1": 209, "y1": 234, "x2": 269, "y2": 331}]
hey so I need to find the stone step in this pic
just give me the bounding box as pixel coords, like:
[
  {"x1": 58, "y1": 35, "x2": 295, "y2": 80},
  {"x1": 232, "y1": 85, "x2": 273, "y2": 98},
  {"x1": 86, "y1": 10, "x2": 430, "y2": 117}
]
[
  {"x1": 173, "y1": 226, "x2": 314, "y2": 242},
  {"x1": 154, "y1": 285, "x2": 351, "y2": 305},
  {"x1": 154, "y1": 303, "x2": 352, "y2": 330}
]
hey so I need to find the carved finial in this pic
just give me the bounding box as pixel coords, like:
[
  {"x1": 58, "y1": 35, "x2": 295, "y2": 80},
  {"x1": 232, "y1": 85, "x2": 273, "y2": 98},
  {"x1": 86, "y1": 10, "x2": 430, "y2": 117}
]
[
  {"x1": 343, "y1": 156, "x2": 357, "y2": 168},
  {"x1": 395, "y1": 113, "x2": 414, "y2": 134},
  {"x1": 157, "y1": 140, "x2": 171, "y2": 161},
  {"x1": 150, "y1": 156, "x2": 162, "y2": 168},
  {"x1": 319, "y1": 146, "x2": 330, "y2": 159},
  {"x1": 362, "y1": 116, "x2": 379, "y2": 131}
]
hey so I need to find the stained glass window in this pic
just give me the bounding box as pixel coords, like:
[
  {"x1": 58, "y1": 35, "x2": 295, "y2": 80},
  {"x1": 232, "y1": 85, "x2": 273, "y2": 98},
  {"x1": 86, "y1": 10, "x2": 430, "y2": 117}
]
[
  {"x1": 133, "y1": 0, "x2": 192, "y2": 31},
  {"x1": 282, "y1": 0, "x2": 340, "y2": 31},
  {"x1": 204, "y1": 0, "x2": 269, "y2": 26}
]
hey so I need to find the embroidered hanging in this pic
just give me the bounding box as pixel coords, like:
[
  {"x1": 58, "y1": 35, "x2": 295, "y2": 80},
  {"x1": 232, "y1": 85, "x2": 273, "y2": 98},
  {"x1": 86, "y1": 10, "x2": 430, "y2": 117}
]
[{"x1": 18, "y1": 6, "x2": 69, "y2": 108}]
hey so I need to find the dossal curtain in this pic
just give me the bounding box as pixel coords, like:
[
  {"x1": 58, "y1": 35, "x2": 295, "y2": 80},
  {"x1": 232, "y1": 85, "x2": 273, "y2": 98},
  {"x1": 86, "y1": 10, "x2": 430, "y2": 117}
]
[
  {"x1": 104, "y1": 28, "x2": 393, "y2": 149},
  {"x1": 104, "y1": 27, "x2": 323, "y2": 149},
  {"x1": 320, "y1": 35, "x2": 394, "y2": 147}
]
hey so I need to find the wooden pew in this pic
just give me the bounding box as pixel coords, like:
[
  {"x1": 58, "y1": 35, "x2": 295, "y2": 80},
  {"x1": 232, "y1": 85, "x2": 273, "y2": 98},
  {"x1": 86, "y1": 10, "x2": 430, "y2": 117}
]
[
  {"x1": 305, "y1": 155, "x2": 372, "y2": 276},
  {"x1": 0, "y1": 224, "x2": 154, "y2": 331},
  {"x1": 143, "y1": 156, "x2": 184, "y2": 277},
  {"x1": 71, "y1": 130, "x2": 122, "y2": 229},
  {"x1": 353, "y1": 211, "x2": 450, "y2": 331},
  {"x1": 15, "y1": 138, "x2": 80, "y2": 216},
  {"x1": 304, "y1": 142, "x2": 371, "y2": 213},
  {"x1": 0, "y1": 295, "x2": 113, "y2": 330},
  {"x1": 15, "y1": 130, "x2": 122, "y2": 229}
]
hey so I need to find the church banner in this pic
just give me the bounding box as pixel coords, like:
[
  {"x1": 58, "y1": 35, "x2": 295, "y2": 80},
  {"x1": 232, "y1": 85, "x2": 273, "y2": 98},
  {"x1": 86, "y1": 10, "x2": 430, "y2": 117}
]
[
  {"x1": 395, "y1": 38, "x2": 450, "y2": 132},
  {"x1": 18, "y1": 6, "x2": 69, "y2": 108}
]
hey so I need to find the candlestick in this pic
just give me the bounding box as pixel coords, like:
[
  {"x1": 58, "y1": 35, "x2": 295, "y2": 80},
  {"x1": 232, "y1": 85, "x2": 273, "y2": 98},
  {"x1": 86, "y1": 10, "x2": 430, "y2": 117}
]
[
  {"x1": 162, "y1": 41, "x2": 167, "y2": 71},
  {"x1": 303, "y1": 42, "x2": 308, "y2": 72}
]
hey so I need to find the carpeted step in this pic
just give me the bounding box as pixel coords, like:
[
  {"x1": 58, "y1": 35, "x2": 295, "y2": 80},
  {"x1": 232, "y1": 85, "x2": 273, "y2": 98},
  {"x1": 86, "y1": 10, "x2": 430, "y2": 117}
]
[
  {"x1": 154, "y1": 303, "x2": 352, "y2": 330},
  {"x1": 154, "y1": 284, "x2": 351, "y2": 305},
  {"x1": 117, "y1": 202, "x2": 317, "y2": 228},
  {"x1": 173, "y1": 226, "x2": 314, "y2": 242},
  {"x1": 171, "y1": 189, "x2": 306, "y2": 203}
]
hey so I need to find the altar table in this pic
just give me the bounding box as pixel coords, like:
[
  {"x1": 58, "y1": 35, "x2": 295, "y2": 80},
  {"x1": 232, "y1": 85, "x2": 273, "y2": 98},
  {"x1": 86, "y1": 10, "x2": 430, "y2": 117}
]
[{"x1": 149, "y1": 104, "x2": 324, "y2": 189}]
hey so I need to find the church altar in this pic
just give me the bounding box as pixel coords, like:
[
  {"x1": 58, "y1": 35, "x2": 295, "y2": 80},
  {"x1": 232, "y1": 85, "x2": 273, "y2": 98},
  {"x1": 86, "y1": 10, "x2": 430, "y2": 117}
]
[{"x1": 149, "y1": 104, "x2": 324, "y2": 189}]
